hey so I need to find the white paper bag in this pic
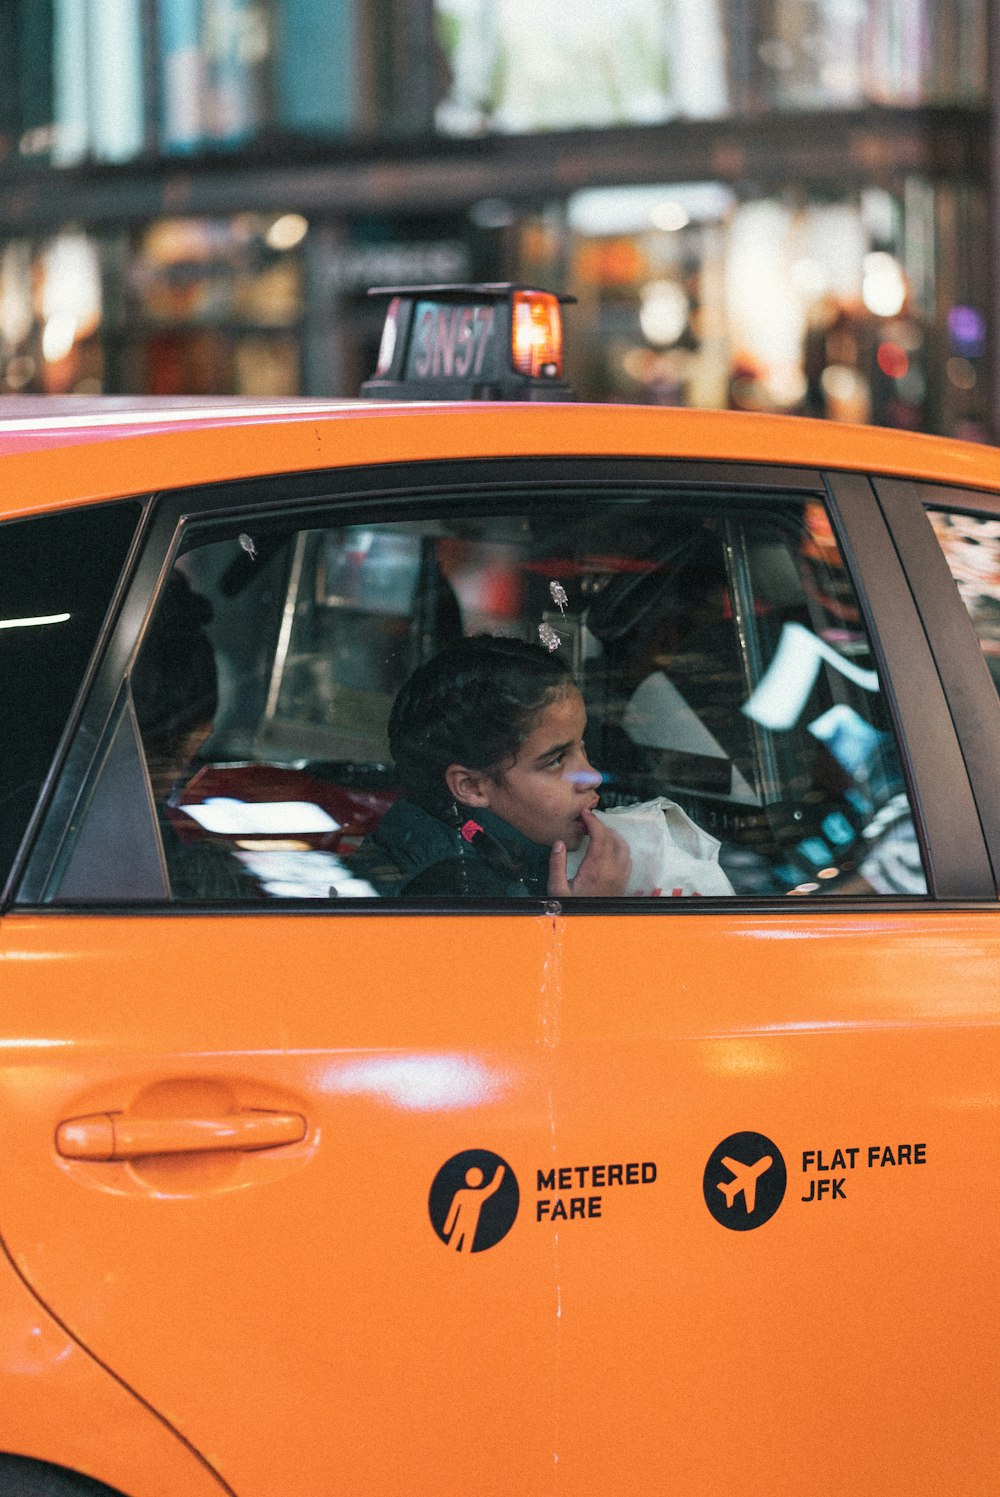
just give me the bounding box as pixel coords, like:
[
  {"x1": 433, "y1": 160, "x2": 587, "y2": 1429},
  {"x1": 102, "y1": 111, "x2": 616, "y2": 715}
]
[{"x1": 567, "y1": 797, "x2": 734, "y2": 897}]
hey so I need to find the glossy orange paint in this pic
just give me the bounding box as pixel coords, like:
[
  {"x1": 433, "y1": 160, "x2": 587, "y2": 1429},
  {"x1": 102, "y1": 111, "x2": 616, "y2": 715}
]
[
  {"x1": 0, "y1": 1204, "x2": 229, "y2": 1495},
  {"x1": 0, "y1": 906, "x2": 997, "y2": 1496},
  {"x1": 1, "y1": 399, "x2": 999, "y2": 1495},
  {"x1": 0, "y1": 401, "x2": 998, "y2": 522}
]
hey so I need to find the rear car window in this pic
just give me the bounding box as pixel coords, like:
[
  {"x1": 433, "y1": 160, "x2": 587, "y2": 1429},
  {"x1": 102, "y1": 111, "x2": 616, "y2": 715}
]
[
  {"x1": 927, "y1": 508, "x2": 1000, "y2": 693},
  {"x1": 52, "y1": 486, "x2": 925, "y2": 902},
  {"x1": 0, "y1": 501, "x2": 140, "y2": 889}
]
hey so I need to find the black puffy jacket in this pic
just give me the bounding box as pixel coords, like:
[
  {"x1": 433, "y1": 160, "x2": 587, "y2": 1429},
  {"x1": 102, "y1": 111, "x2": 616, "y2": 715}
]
[{"x1": 353, "y1": 800, "x2": 550, "y2": 898}]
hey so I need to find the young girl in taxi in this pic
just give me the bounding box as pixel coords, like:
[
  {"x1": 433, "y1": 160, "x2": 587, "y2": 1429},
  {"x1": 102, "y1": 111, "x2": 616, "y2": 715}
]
[{"x1": 355, "y1": 634, "x2": 630, "y2": 898}]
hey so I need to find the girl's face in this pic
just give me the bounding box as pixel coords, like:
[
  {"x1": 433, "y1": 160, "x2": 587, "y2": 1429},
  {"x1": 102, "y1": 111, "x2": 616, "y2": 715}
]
[{"x1": 474, "y1": 686, "x2": 602, "y2": 849}]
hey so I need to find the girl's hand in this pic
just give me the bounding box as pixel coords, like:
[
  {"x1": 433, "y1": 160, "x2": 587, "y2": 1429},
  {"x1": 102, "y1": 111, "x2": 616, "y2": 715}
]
[{"x1": 547, "y1": 808, "x2": 631, "y2": 898}]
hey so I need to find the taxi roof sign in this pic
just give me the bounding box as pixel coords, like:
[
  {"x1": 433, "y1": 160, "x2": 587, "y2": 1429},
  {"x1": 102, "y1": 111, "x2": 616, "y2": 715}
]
[{"x1": 361, "y1": 284, "x2": 576, "y2": 401}]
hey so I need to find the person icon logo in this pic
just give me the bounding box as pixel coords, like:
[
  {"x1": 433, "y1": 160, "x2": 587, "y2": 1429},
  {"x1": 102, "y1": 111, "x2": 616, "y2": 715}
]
[{"x1": 429, "y1": 1150, "x2": 520, "y2": 1253}]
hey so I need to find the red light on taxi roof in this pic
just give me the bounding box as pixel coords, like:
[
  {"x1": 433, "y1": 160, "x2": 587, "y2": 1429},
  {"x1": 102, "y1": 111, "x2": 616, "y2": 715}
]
[{"x1": 511, "y1": 291, "x2": 564, "y2": 379}]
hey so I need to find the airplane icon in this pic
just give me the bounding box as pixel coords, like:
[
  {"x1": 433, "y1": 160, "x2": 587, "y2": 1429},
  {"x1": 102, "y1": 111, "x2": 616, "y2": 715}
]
[{"x1": 717, "y1": 1154, "x2": 773, "y2": 1214}]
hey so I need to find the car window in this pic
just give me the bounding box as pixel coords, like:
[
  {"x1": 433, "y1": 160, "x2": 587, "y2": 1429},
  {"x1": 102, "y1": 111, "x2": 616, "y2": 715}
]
[
  {"x1": 927, "y1": 508, "x2": 1000, "y2": 694},
  {"x1": 0, "y1": 500, "x2": 141, "y2": 891},
  {"x1": 50, "y1": 486, "x2": 925, "y2": 902}
]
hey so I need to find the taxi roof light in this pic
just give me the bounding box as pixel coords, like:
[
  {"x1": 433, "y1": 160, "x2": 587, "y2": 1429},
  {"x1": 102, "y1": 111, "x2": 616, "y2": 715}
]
[
  {"x1": 362, "y1": 283, "x2": 575, "y2": 402},
  {"x1": 511, "y1": 290, "x2": 564, "y2": 380}
]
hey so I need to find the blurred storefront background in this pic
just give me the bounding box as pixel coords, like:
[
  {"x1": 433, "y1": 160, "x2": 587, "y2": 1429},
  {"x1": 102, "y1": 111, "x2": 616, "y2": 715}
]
[{"x1": 0, "y1": 0, "x2": 993, "y2": 439}]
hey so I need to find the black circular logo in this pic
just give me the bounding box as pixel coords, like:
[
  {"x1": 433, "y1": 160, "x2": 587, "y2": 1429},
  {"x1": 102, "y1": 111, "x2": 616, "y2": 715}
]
[
  {"x1": 429, "y1": 1150, "x2": 520, "y2": 1253},
  {"x1": 704, "y1": 1131, "x2": 786, "y2": 1230}
]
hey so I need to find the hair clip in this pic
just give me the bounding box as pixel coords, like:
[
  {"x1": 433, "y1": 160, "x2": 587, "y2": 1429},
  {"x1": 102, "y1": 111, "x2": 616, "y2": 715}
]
[{"x1": 460, "y1": 819, "x2": 484, "y2": 843}]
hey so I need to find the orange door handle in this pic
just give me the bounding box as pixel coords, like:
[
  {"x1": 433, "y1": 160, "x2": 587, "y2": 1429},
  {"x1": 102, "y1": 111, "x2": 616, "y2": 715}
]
[{"x1": 56, "y1": 1109, "x2": 307, "y2": 1161}]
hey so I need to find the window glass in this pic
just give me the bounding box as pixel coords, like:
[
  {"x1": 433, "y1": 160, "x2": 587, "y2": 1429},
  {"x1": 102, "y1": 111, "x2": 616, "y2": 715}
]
[
  {"x1": 928, "y1": 508, "x2": 1000, "y2": 693},
  {"x1": 0, "y1": 500, "x2": 140, "y2": 887},
  {"x1": 101, "y1": 488, "x2": 922, "y2": 903}
]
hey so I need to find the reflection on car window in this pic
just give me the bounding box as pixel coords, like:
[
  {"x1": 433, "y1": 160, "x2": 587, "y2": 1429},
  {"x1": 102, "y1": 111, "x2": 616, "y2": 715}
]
[
  {"x1": 928, "y1": 508, "x2": 1000, "y2": 693},
  {"x1": 114, "y1": 489, "x2": 924, "y2": 901},
  {"x1": 131, "y1": 572, "x2": 261, "y2": 901}
]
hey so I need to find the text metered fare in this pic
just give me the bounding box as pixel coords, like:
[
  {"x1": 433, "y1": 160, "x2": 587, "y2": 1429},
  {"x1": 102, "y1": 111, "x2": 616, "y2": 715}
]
[{"x1": 535, "y1": 1161, "x2": 657, "y2": 1223}]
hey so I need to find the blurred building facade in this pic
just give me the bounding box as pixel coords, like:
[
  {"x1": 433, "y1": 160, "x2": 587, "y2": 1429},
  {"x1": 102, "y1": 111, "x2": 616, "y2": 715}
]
[{"x1": 0, "y1": 0, "x2": 994, "y2": 438}]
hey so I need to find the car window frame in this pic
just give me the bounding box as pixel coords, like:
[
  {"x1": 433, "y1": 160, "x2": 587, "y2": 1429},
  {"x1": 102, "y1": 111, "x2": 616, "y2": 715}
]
[
  {"x1": 14, "y1": 456, "x2": 987, "y2": 912},
  {"x1": 876, "y1": 476, "x2": 1000, "y2": 885},
  {"x1": 824, "y1": 470, "x2": 994, "y2": 900},
  {"x1": 0, "y1": 494, "x2": 152, "y2": 910}
]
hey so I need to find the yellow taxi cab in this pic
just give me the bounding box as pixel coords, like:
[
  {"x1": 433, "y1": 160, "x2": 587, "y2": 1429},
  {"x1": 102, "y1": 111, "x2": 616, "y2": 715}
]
[{"x1": 1, "y1": 286, "x2": 999, "y2": 1497}]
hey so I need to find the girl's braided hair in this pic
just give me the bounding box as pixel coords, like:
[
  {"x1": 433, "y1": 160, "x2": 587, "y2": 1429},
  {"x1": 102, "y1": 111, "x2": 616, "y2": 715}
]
[{"x1": 389, "y1": 634, "x2": 573, "y2": 816}]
